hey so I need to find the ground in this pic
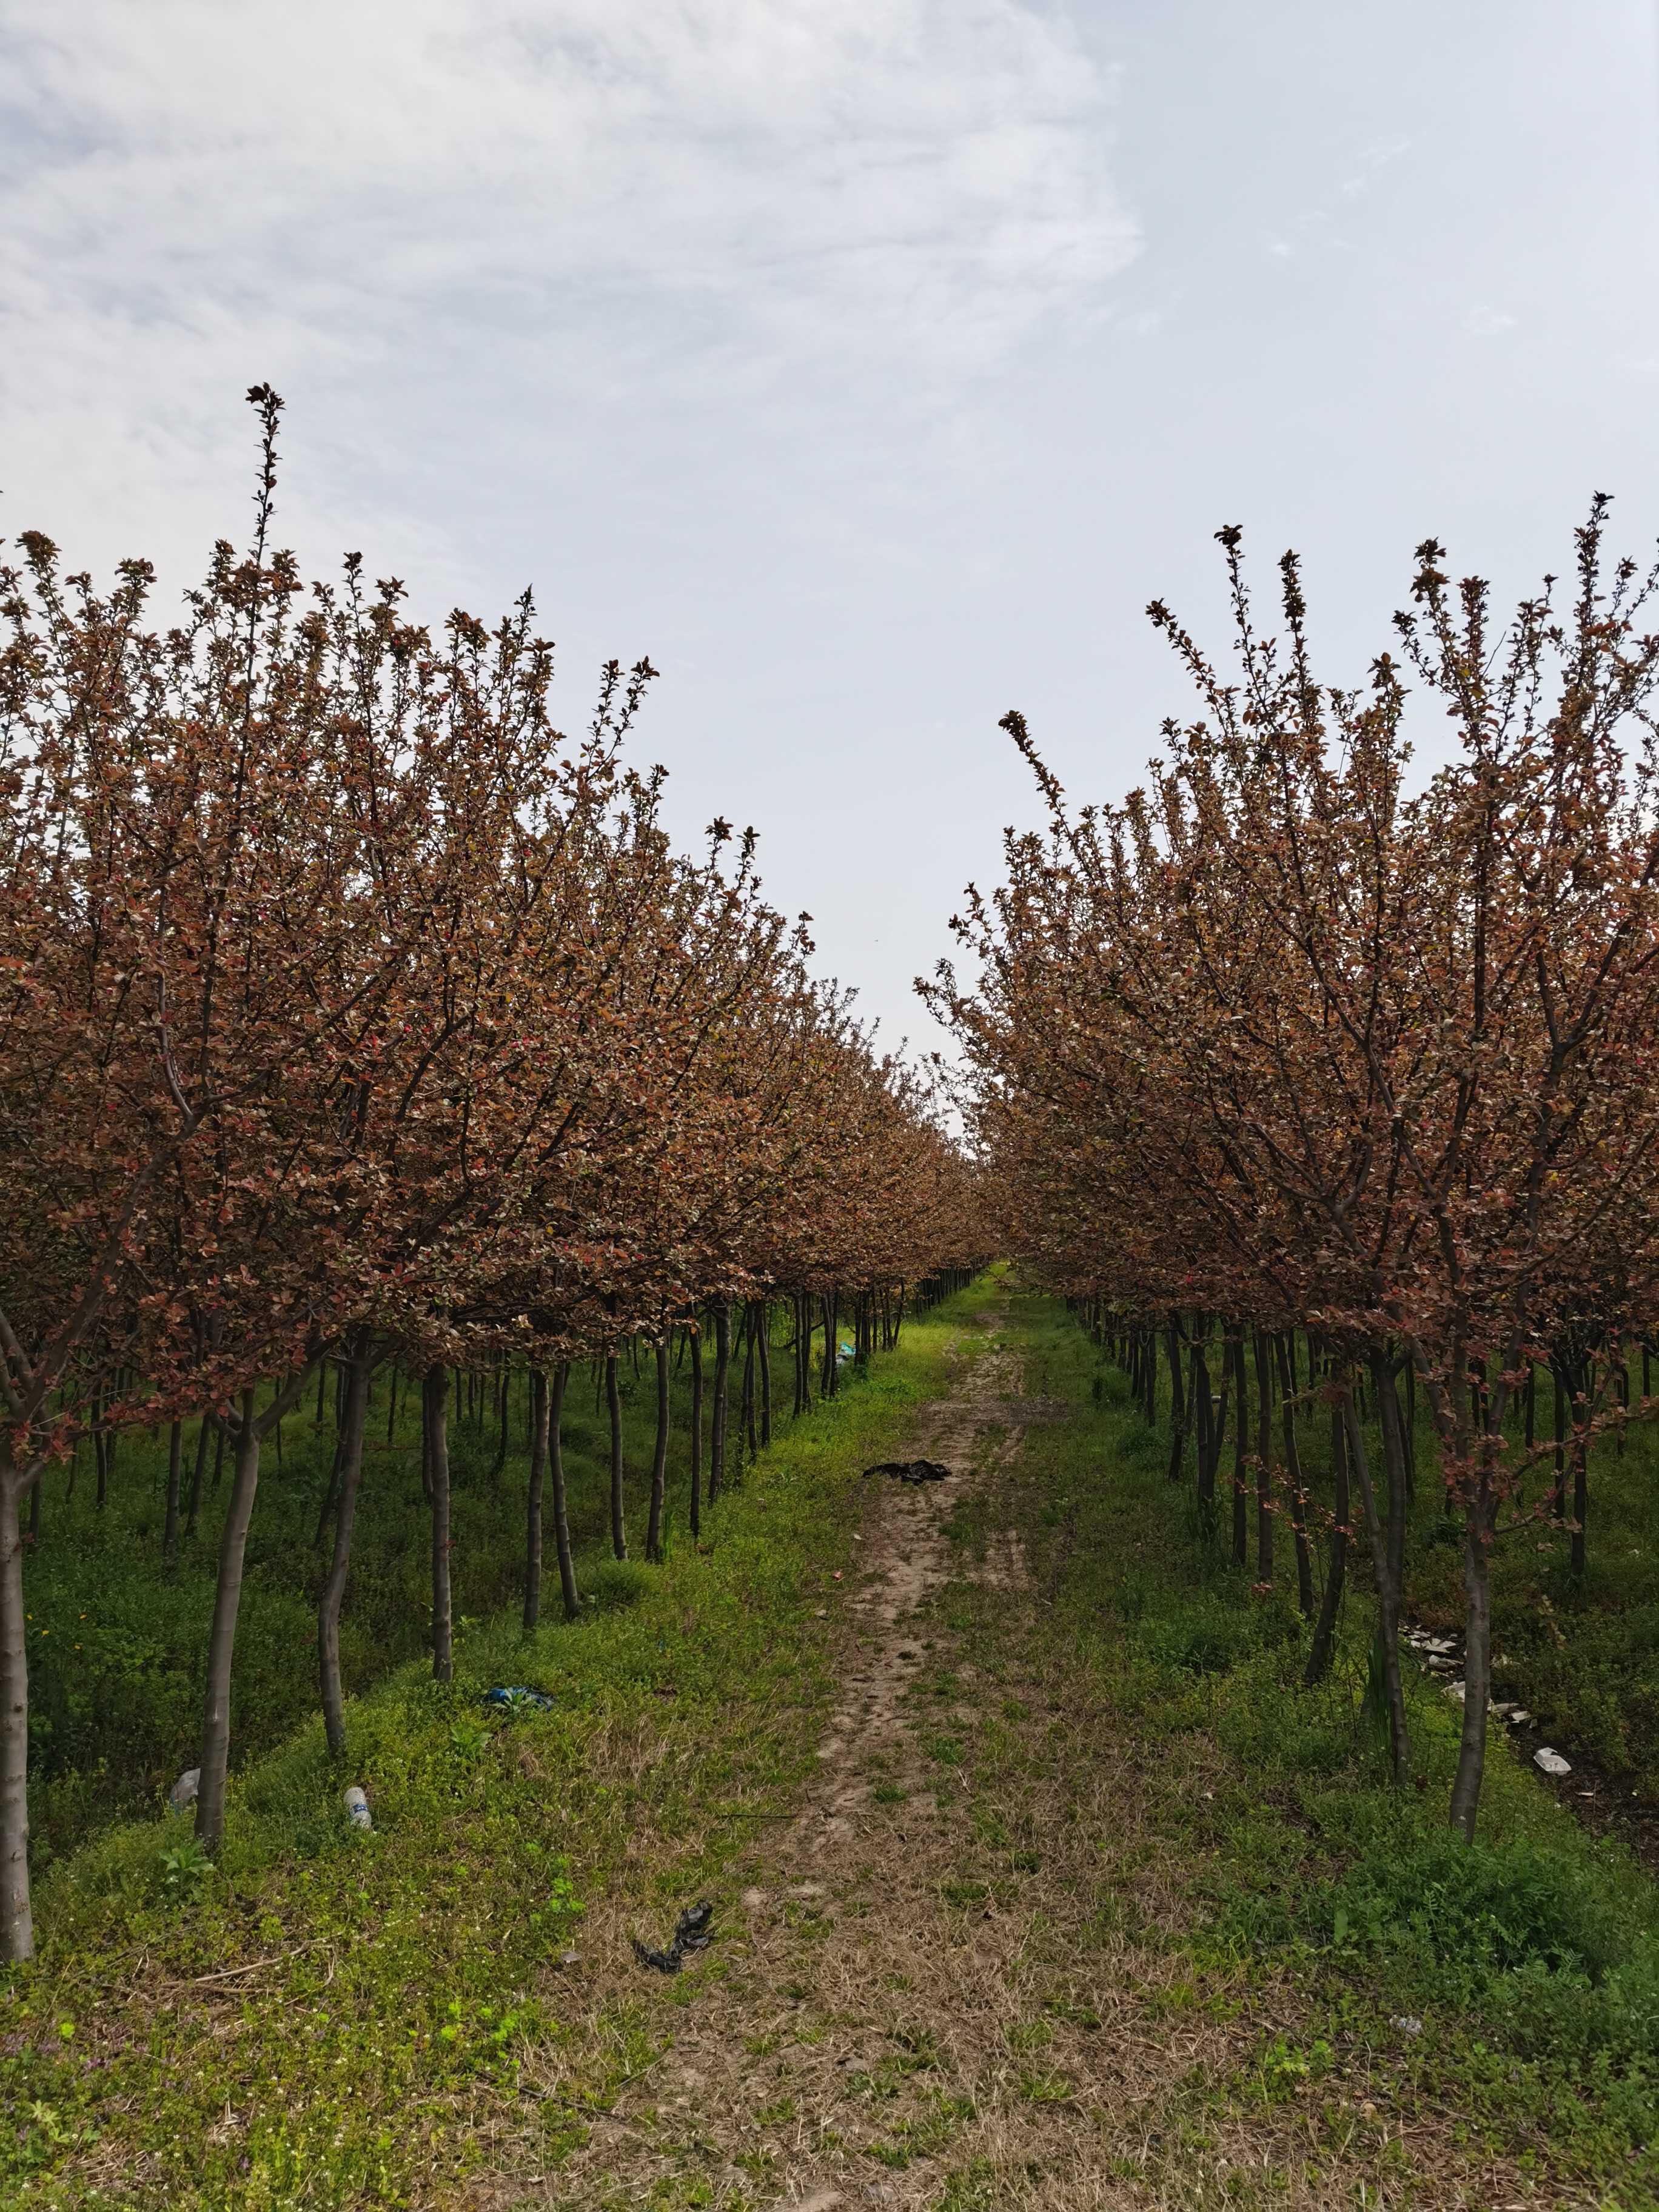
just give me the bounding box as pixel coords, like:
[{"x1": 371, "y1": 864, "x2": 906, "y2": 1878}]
[
  {"x1": 476, "y1": 1293, "x2": 1602, "y2": 2212},
  {"x1": 11, "y1": 1281, "x2": 1656, "y2": 2211}
]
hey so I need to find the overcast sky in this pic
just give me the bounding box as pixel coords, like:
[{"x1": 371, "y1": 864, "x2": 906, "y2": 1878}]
[{"x1": 4, "y1": 1, "x2": 1657, "y2": 1063}]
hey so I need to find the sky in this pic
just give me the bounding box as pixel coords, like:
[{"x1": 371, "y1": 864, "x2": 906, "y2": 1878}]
[{"x1": 4, "y1": 0, "x2": 1658, "y2": 1067}]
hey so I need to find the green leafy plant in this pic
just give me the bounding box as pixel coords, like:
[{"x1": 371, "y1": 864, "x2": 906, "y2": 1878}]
[{"x1": 156, "y1": 1835, "x2": 211, "y2": 1902}]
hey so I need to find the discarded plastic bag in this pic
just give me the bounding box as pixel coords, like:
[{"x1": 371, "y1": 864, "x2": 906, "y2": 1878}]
[{"x1": 631, "y1": 1899, "x2": 715, "y2": 1974}]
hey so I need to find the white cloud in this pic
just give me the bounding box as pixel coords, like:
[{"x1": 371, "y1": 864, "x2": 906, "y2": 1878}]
[{"x1": 0, "y1": 1, "x2": 1134, "y2": 578}]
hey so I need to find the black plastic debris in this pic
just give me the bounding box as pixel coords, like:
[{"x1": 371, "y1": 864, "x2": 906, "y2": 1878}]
[
  {"x1": 863, "y1": 1460, "x2": 951, "y2": 1484},
  {"x1": 631, "y1": 1899, "x2": 716, "y2": 1974}
]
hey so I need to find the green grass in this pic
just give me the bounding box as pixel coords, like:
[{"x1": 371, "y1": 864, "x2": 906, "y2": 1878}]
[
  {"x1": 954, "y1": 1292, "x2": 1659, "y2": 2199},
  {"x1": 1407, "y1": 1408, "x2": 1659, "y2": 1797},
  {"x1": 23, "y1": 1339, "x2": 826, "y2": 1867},
  {"x1": 0, "y1": 1296, "x2": 973, "y2": 2209}
]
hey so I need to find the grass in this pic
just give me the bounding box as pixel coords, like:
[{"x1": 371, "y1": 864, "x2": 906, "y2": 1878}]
[
  {"x1": 942, "y1": 1290, "x2": 1659, "y2": 2202},
  {"x1": 0, "y1": 1304, "x2": 963, "y2": 2208},
  {"x1": 1407, "y1": 1404, "x2": 1659, "y2": 1797},
  {"x1": 22, "y1": 1279, "x2": 1659, "y2": 2208},
  {"x1": 23, "y1": 1335, "x2": 839, "y2": 1866}
]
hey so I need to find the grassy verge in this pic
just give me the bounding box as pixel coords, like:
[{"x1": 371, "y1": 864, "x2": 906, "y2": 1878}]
[
  {"x1": 0, "y1": 1306, "x2": 964, "y2": 2209},
  {"x1": 24, "y1": 1347, "x2": 757, "y2": 1866},
  {"x1": 1407, "y1": 1408, "x2": 1659, "y2": 1800},
  {"x1": 940, "y1": 1291, "x2": 1659, "y2": 2204}
]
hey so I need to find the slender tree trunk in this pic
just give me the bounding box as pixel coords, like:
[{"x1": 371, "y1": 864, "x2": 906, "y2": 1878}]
[
  {"x1": 163, "y1": 1419, "x2": 184, "y2": 1567},
  {"x1": 710, "y1": 1304, "x2": 732, "y2": 1501},
  {"x1": 1450, "y1": 1479, "x2": 1496, "y2": 1838},
  {"x1": 185, "y1": 1414, "x2": 212, "y2": 1538},
  {"x1": 758, "y1": 1302, "x2": 773, "y2": 1448},
  {"x1": 1253, "y1": 1330, "x2": 1274, "y2": 1585},
  {"x1": 648, "y1": 1339, "x2": 670, "y2": 1561},
  {"x1": 426, "y1": 1364, "x2": 454, "y2": 1683},
  {"x1": 491, "y1": 1366, "x2": 511, "y2": 1481},
  {"x1": 1342, "y1": 1383, "x2": 1410, "y2": 1785},
  {"x1": 821, "y1": 1292, "x2": 837, "y2": 1400},
  {"x1": 1164, "y1": 1319, "x2": 1187, "y2": 1483},
  {"x1": 1193, "y1": 1334, "x2": 1215, "y2": 1514},
  {"x1": 312, "y1": 1398, "x2": 347, "y2": 1549},
  {"x1": 1404, "y1": 1357, "x2": 1418, "y2": 1504},
  {"x1": 1373, "y1": 1353, "x2": 1410, "y2": 1628},
  {"x1": 1, "y1": 1452, "x2": 36, "y2": 1960},
  {"x1": 1275, "y1": 1335, "x2": 1314, "y2": 1617},
  {"x1": 196, "y1": 1393, "x2": 264, "y2": 1854},
  {"x1": 549, "y1": 1363, "x2": 580, "y2": 1619},
  {"x1": 1571, "y1": 1386, "x2": 1590, "y2": 1580},
  {"x1": 1230, "y1": 1327, "x2": 1248, "y2": 1567},
  {"x1": 606, "y1": 1352, "x2": 626, "y2": 1560},
  {"x1": 689, "y1": 1325, "x2": 703, "y2": 1538},
  {"x1": 1303, "y1": 1403, "x2": 1349, "y2": 1686},
  {"x1": 525, "y1": 1367, "x2": 546, "y2": 1631},
  {"x1": 740, "y1": 1304, "x2": 758, "y2": 1458},
  {"x1": 318, "y1": 1339, "x2": 374, "y2": 1758}
]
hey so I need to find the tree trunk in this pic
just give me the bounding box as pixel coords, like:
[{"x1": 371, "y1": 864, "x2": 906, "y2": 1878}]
[
  {"x1": 710, "y1": 1304, "x2": 731, "y2": 1501},
  {"x1": 740, "y1": 1304, "x2": 758, "y2": 1459},
  {"x1": 1373, "y1": 1353, "x2": 1410, "y2": 1631},
  {"x1": 185, "y1": 1414, "x2": 212, "y2": 1538},
  {"x1": 1164, "y1": 1319, "x2": 1188, "y2": 1483},
  {"x1": 524, "y1": 1367, "x2": 547, "y2": 1632},
  {"x1": 1570, "y1": 1368, "x2": 1590, "y2": 1579},
  {"x1": 1193, "y1": 1333, "x2": 1215, "y2": 1515},
  {"x1": 1253, "y1": 1330, "x2": 1274, "y2": 1585},
  {"x1": 1342, "y1": 1383, "x2": 1410, "y2": 1785},
  {"x1": 426, "y1": 1364, "x2": 454, "y2": 1683},
  {"x1": 606, "y1": 1352, "x2": 626, "y2": 1560},
  {"x1": 1303, "y1": 1402, "x2": 1349, "y2": 1686},
  {"x1": 196, "y1": 1393, "x2": 264, "y2": 1854},
  {"x1": 1229, "y1": 1327, "x2": 1248, "y2": 1567},
  {"x1": 1274, "y1": 1335, "x2": 1313, "y2": 1615},
  {"x1": 1450, "y1": 1480, "x2": 1496, "y2": 1839},
  {"x1": 689, "y1": 1325, "x2": 703, "y2": 1539},
  {"x1": 548, "y1": 1363, "x2": 580, "y2": 1620},
  {"x1": 758, "y1": 1302, "x2": 773, "y2": 1447},
  {"x1": 490, "y1": 1366, "x2": 511, "y2": 1481},
  {"x1": 318, "y1": 1339, "x2": 373, "y2": 1758},
  {"x1": 1, "y1": 1452, "x2": 36, "y2": 1961},
  {"x1": 163, "y1": 1419, "x2": 183, "y2": 1566},
  {"x1": 648, "y1": 1339, "x2": 670, "y2": 1562}
]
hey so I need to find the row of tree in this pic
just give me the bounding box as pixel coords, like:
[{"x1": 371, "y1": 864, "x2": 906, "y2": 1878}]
[
  {"x1": 933, "y1": 501, "x2": 1659, "y2": 1840},
  {"x1": 0, "y1": 389, "x2": 977, "y2": 1961}
]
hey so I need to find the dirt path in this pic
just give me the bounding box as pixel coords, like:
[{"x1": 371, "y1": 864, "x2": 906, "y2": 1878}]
[
  {"x1": 512, "y1": 1298, "x2": 1088, "y2": 2212},
  {"x1": 491, "y1": 1296, "x2": 1556, "y2": 2212}
]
